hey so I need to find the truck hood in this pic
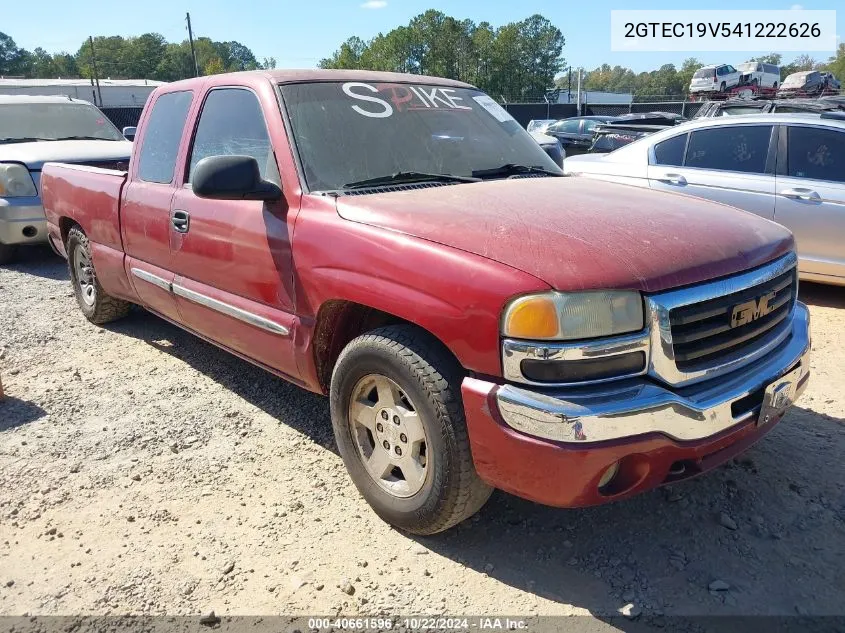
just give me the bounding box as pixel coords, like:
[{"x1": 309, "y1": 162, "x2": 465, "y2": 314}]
[
  {"x1": 2, "y1": 140, "x2": 132, "y2": 170},
  {"x1": 335, "y1": 177, "x2": 794, "y2": 293}
]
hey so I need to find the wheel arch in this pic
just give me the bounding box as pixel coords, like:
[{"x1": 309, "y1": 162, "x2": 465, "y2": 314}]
[{"x1": 311, "y1": 299, "x2": 463, "y2": 394}]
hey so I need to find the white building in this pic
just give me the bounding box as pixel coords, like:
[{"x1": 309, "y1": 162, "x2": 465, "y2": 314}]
[
  {"x1": 0, "y1": 78, "x2": 165, "y2": 108},
  {"x1": 554, "y1": 90, "x2": 633, "y2": 105}
]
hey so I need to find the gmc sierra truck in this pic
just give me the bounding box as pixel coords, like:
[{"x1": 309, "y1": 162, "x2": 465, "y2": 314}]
[{"x1": 40, "y1": 70, "x2": 811, "y2": 535}]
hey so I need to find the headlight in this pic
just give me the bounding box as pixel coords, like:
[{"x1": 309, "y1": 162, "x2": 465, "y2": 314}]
[
  {"x1": 0, "y1": 163, "x2": 37, "y2": 197},
  {"x1": 502, "y1": 291, "x2": 644, "y2": 340}
]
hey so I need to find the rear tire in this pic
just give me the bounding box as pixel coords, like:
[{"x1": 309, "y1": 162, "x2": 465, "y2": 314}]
[
  {"x1": 66, "y1": 227, "x2": 131, "y2": 324},
  {"x1": 0, "y1": 243, "x2": 17, "y2": 265},
  {"x1": 720, "y1": 82, "x2": 726, "y2": 92},
  {"x1": 330, "y1": 324, "x2": 492, "y2": 535}
]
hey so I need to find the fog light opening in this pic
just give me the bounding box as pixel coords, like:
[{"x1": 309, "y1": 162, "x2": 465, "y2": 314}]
[
  {"x1": 22, "y1": 226, "x2": 37, "y2": 238},
  {"x1": 668, "y1": 461, "x2": 686, "y2": 476},
  {"x1": 598, "y1": 454, "x2": 651, "y2": 497},
  {"x1": 597, "y1": 461, "x2": 620, "y2": 493}
]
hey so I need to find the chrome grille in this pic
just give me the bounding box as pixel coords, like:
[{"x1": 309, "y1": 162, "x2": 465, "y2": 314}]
[
  {"x1": 669, "y1": 268, "x2": 797, "y2": 371},
  {"x1": 645, "y1": 252, "x2": 799, "y2": 387}
]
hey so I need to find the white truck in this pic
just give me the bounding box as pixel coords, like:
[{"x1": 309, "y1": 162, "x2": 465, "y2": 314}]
[{"x1": 0, "y1": 95, "x2": 132, "y2": 264}]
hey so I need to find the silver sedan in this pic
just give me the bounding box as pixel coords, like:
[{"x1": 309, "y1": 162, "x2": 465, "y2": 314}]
[{"x1": 564, "y1": 113, "x2": 845, "y2": 286}]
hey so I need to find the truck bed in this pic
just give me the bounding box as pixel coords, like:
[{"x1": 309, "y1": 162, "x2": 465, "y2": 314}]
[{"x1": 41, "y1": 162, "x2": 127, "y2": 257}]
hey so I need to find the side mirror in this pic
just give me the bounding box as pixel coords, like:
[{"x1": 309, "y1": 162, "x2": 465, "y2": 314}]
[
  {"x1": 192, "y1": 155, "x2": 282, "y2": 201},
  {"x1": 122, "y1": 126, "x2": 137, "y2": 141}
]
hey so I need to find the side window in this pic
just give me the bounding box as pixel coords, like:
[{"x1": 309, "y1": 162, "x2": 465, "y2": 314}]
[
  {"x1": 726, "y1": 65, "x2": 736, "y2": 73},
  {"x1": 787, "y1": 126, "x2": 845, "y2": 183},
  {"x1": 187, "y1": 88, "x2": 278, "y2": 184},
  {"x1": 685, "y1": 125, "x2": 772, "y2": 174},
  {"x1": 549, "y1": 119, "x2": 581, "y2": 134},
  {"x1": 138, "y1": 91, "x2": 193, "y2": 184},
  {"x1": 653, "y1": 133, "x2": 687, "y2": 166}
]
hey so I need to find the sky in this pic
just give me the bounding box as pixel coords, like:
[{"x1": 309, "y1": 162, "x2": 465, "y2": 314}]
[{"x1": 4, "y1": 0, "x2": 843, "y2": 75}]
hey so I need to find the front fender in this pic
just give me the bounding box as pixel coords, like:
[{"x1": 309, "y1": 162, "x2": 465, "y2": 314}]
[{"x1": 292, "y1": 198, "x2": 550, "y2": 378}]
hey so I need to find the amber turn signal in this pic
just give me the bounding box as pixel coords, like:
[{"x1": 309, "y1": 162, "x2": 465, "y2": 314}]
[{"x1": 502, "y1": 295, "x2": 560, "y2": 339}]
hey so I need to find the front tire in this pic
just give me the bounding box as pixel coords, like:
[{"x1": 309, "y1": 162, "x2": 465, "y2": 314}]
[
  {"x1": 67, "y1": 227, "x2": 131, "y2": 324},
  {"x1": 330, "y1": 325, "x2": 492, "y2": 535},
  {"x1": 0, "y1": 243, "x2": 17, "y2": 265}
]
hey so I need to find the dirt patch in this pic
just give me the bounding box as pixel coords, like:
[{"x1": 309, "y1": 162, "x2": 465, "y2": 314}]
[{"x1": 1, "y1": 247, "x2": 844, "y2": 621}]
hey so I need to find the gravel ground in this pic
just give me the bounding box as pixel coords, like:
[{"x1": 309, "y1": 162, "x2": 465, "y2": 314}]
[{"x1": 1, "y1": 246, "x2": 844, "y2": 625}]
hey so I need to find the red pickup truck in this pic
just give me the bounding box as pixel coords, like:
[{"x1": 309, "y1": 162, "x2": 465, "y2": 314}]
[{"x1": 41, "y1": 70, "x2": 811, "y2": 535}]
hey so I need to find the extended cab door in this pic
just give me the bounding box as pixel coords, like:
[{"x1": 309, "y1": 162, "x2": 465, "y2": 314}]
[
  {"x1": 122, "y1": 89, "x2": 194, "y2": 322},
  {"x1": 775, "y1": 123, "x2": 845, "y2": 282},
  {"x1": 168, "y1": 86, "x2": 300, "y2": 379},
  {"x1": 647, "y1": 124, "x2": 777, "y2": 220}
]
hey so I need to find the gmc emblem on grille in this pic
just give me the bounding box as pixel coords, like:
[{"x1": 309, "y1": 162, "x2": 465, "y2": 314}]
[{"x1": 731, "y1": 291, "x2": 777, "y2": 328}]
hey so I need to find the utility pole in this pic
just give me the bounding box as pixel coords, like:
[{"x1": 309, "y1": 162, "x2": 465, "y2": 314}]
[
  {"x1": 576, "y1": 68, "x2": 582, "y2": 116},
  {"x1": 186, "y1": 12, "x2": 200, "y2": 77},
  {"x1": 88, "y1": 36, "x2": 103, "y2": 108},
  {"x1": 567, "y1": 66, "x2": 572, "y2": 104}
]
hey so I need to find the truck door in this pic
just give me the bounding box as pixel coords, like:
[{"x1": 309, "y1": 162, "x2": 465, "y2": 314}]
[
  {"x1": 168, "y1": 86, "x2": 299, "y2": 380},
  {"x1": 122, "y1": 90, "x2": 194, "y2": 322}
]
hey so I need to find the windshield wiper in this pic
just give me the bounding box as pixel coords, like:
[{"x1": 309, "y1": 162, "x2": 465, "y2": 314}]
[
  {"x1": 472, "y1": 164, "x2": 562, "y2": 179},
  {"x1": 343, "y1": 171, "x2": 480, "y2": 189},
  {"x1": 0, "y1": 137, "x2": 56, "y2": 144},
  {"x1": 54, "y1": 136, "x2": 115, "y2": 141}
]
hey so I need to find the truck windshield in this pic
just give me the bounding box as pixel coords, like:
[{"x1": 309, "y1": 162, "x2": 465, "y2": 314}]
[
  {"x1": 279, "y1": 81, "x2": 560, "y2": 191},
  {"x1": 0, "y1": 102, "x2": 125, "y2": 143}
]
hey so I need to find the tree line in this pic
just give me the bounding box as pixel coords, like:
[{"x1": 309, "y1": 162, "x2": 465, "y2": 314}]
[
  {"x1": 318, "y1": 10, "x2": 566, "y2": 102},
  {"x1": 568, "y1": 50, "x2": 845, "y2": 99},
  {"x1": 0, "y1": 31, "x2": 276, "y2": 82}
]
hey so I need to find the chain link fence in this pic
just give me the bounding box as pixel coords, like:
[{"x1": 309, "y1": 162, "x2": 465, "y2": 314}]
[
  {"x1": 503, "y1": 100, "x2": 706, "y2": 127},
  {"x1": 101, "y1": 107, "x2": 144, "y2": 130}
]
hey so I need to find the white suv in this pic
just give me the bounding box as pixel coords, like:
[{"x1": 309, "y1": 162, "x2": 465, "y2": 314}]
[
  {"x1": 689, "y1": 64, "x2": 741, "y2": 94},
  {"x1": 737, "y1": 61, "x2": 781, "y2": 89}
]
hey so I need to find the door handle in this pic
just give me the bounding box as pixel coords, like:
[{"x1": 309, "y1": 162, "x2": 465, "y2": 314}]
[
  {"x1": 658, "y1": 173, "x2": 687, "y2": 185},
  {"x1": 780, "y1": 188, "x2": 821, "y2": 201},
  {"x1": 171, "y1": 209, "x2": 190, "y2": 233}
]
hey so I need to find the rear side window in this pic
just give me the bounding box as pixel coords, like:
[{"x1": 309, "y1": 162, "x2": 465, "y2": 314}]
[
  {"x1": 787, "y1": 126, "x2": 845, "y2": 183},
  {"x1": 138, "y1": 91, "x2": 193, "y2": 184},
  {"x1": 685, "y1": 125, "x2": 772, "y2": 173},
  {"x1": 548, "y1": 119, "x2": 581, "y2": 134},
  {"x1": 653, "y1": 133, "x2": 687, "y2": 166},
  {"x1": 187, "y1": 88, "x2": 277, "y2": 184}
]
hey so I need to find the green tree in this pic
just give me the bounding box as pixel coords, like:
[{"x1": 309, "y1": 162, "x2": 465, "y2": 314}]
[
  {"x1": 204, "y1": 56, "x2": 225, "y2": 75},
  {"x1": 824, "y1": 43, "x2": 845, "y2": 81},
  {"x1": 677, "y1": 58, "x2": 703, "y2": 93},
  {"x1": 748, "y1": 53, "x2": 783, "y2": 66},
  {"x1": 28, "y1": 47, "x2": 57, "y2": 78},
  {"x1": 223, "y1": 41, "x2": 259, "y2": 71},
  {"x1": 0, "y1": 32, "x2": 30, "y2": 76},
  {"x1": 154, "y1": 42, "x2": 195, "y2": 81},
  {"x1": 782, "y1": 53, "x2": 820, "y2": 77},
  {"x1": 123, "y1": 33, "x2": 166, "y2": 79},
  {"x1": 319, "y1": 12, "x2": 564, "y2": 101}
]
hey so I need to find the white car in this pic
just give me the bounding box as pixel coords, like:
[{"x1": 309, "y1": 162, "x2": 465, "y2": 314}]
[
  {"x1": 689, "y1": 64, "x2": 741, "y2": 94},
  {"x1": 563, "y1": 113, "x2": 845, "y2": 286},
  {"x1": 0, "y1": 95, "x2": 132, "y2": 264},
  {"x1": 736, "y1": 61, "x2": 781, "y2": 89}
]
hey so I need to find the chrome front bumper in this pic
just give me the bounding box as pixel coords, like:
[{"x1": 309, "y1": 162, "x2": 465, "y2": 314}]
[
  {"x1": 0, "y1": 196, "x2": 48, "y2": 245},
  {"x1": 496, "y1": 302, "x2": 810, "y2": 444}
]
